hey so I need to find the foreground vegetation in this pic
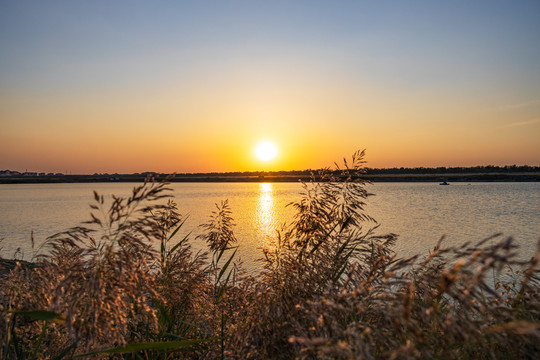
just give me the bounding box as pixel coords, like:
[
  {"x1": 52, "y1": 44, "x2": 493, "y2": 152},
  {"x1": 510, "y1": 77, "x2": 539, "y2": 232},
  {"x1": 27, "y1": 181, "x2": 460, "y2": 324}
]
[{"x1": 1, "y1": 151, "x2": 539, "y2": 359}]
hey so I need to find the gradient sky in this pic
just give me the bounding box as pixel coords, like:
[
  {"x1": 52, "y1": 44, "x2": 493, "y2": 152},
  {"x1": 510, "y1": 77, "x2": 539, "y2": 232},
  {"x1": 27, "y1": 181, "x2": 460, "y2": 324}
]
[{"x1": 1, "y1": 0, "x2": 539, "y2": 173}]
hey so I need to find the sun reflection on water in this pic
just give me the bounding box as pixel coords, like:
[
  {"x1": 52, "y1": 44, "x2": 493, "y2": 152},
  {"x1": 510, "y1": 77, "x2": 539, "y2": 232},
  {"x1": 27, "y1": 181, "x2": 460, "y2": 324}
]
[{"x1": 257, "y1": 183, "x2": 276, "y2": 247}]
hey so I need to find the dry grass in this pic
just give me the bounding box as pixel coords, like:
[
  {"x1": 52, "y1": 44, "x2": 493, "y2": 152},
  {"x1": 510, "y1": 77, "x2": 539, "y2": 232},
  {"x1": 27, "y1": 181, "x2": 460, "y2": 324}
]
[{"x1": 1, "y1": 151, "x2": 539, "y2": 359}]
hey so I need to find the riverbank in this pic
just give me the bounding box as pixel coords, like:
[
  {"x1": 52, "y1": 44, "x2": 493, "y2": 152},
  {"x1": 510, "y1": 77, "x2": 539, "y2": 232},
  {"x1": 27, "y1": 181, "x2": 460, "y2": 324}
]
[
  {"x1": 1, "y1": 172, "x2": 539, "y2": 184},
  {"x1": 0, "y1": 258, "x2": 34, "y2": 278}
]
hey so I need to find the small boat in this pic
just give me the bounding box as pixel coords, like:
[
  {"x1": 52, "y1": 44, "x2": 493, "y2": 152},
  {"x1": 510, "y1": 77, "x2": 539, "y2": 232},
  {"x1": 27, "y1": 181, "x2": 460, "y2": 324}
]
[{"x1": 439, "y1": 181, "x2": 449, "y2": 185}]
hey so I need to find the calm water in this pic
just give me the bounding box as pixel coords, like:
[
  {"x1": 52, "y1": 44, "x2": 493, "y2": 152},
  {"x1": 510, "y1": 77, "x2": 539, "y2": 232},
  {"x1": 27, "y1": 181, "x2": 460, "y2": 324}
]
[{"x1": 1, "y1": 182, "x2": 539, "y2": 272}]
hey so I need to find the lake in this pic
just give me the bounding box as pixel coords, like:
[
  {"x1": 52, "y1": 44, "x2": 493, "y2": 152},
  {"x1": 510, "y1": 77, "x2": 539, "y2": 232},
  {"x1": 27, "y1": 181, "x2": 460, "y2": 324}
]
[{"x1": 1, "y1": 182, "x2": 539, "y2": 272}]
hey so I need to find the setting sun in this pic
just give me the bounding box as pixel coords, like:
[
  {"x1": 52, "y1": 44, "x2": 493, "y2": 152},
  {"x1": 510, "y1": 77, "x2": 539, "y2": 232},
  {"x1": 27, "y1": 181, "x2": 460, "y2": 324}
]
[{"x1": 255, "y1": 141, "x2": 278, "y2": 162}]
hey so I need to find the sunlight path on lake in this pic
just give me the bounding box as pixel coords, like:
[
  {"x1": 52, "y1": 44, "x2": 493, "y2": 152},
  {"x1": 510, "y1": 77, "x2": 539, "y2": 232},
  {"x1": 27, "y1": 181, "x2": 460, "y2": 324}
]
[{"x1": 257, "y1": 183, "x2": 277, "y2": 250}]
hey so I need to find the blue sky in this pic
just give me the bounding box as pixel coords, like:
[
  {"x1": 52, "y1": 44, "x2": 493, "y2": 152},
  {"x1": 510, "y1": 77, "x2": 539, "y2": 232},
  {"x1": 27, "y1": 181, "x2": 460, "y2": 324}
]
[{"x1": 1, "y1": 1, "x2": 539, "y2": 172}]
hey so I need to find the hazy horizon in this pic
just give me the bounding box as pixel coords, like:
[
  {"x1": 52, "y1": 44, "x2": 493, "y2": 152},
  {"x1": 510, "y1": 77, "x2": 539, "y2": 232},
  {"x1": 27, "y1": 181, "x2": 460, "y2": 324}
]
[
  {"x1": 3, "y1": 162, "x2": 540, "y2": 177},
  {"x1": 1, "y1": 1, "x2": 539, "y2": 174}
]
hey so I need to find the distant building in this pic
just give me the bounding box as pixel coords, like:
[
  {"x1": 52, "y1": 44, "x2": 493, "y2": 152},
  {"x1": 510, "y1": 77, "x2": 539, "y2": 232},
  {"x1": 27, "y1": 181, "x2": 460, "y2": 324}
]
[{"x1": 0, "y1": 170, "x2": 20, "y2": 177}]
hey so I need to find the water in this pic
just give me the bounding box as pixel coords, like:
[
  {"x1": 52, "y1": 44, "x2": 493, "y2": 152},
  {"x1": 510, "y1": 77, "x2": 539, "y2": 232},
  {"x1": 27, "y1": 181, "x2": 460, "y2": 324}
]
[{"x1": 1, "y1": 182, "x2": 539, "y2": 272}]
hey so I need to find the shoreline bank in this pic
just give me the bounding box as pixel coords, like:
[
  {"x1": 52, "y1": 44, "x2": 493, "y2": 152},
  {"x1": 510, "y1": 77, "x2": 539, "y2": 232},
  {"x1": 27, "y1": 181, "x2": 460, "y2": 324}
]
[{"x1": 1, "y1": 172, "x2": 539, "y2": 184}]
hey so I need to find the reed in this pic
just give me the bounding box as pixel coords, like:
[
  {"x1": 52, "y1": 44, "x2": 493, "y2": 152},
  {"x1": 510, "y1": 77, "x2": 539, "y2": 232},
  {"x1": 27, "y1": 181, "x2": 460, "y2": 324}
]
[{"x1": 1, "y1": 151, "x2": 538, "y2": 359}]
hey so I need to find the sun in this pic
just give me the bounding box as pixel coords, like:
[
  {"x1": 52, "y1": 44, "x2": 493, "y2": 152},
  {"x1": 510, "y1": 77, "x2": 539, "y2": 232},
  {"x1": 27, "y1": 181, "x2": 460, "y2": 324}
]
[{"x1": 255, "y1": 141, "x2": 278, "y2": 162}]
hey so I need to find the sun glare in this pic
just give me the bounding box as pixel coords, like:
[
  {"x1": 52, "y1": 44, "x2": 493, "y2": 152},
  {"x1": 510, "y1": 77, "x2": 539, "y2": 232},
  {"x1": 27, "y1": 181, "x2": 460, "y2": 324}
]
[{"x1": 255, "y1": 141, "x2": 278, "y2": 162}]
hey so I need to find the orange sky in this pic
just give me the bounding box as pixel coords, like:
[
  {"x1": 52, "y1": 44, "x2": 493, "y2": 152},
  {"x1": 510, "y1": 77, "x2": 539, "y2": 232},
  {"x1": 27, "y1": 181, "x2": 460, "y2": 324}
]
[{"x1": 1, "y1": 1, "x2": 539, "y2": 174}]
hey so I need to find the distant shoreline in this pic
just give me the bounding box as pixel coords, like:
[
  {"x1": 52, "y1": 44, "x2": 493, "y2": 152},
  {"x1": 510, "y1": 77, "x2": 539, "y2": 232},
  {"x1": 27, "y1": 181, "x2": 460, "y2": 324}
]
[{"x1": 1, "y1": 172, "x2": 539, "y2": 184}]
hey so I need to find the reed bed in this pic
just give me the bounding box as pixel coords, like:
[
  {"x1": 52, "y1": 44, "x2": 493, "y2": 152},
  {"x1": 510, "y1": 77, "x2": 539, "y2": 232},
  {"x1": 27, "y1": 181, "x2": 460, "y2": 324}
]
[{"x1": 1, "y1": 150, "x2": 539, "y2": 359}]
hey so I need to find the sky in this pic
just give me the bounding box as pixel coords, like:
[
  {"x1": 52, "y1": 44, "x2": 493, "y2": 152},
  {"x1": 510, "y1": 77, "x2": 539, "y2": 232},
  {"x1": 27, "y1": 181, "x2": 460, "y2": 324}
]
[{"x1": 1, "y1": 0, "x2": 539, "y2": 174}]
